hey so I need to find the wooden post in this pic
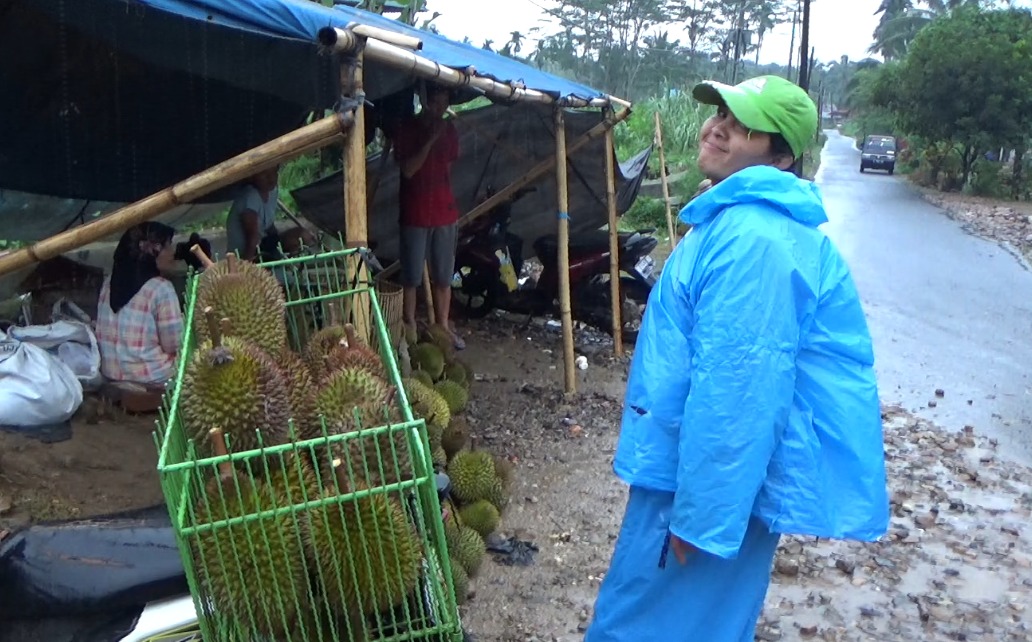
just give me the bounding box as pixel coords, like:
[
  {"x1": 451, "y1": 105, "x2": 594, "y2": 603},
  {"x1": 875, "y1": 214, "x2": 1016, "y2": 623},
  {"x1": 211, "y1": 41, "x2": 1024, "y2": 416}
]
[
  {"x1": 654, "y1": 112, "x2": 677, "y2": 250},
  {"x1": 554, "y1": 106, "x2": 576, "y2": 394},
  {"x1": 342, "y1": 48, "x2": 372, "y2": 344},
  {"x1": 604, "y1": 111, "x2": 623, "y2": 357},
  {"x1": 0, "y1": 112, "x2": 353, "y2": 277},
  {"x1": 422, "y1": 263, "x2": 436, "y2": 325}
]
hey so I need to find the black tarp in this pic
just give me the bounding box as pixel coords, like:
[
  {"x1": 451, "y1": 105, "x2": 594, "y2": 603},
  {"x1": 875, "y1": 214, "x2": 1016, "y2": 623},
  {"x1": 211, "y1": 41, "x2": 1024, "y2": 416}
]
[{"x1": 293, "y1": 102, "x2": 652, "y2": 263}]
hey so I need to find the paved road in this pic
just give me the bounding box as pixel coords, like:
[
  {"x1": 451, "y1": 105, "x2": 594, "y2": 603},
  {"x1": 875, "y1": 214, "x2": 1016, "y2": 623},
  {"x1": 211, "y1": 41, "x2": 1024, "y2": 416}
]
[{"x1": 817, "y1": 129, "x2": 1032, "y2": 465}]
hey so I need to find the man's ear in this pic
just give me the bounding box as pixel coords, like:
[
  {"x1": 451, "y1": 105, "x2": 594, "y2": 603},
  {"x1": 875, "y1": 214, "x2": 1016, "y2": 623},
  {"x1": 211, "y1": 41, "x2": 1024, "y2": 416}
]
[{"x1": 772, "y1": 154, "x2": 795, "y2": 171}]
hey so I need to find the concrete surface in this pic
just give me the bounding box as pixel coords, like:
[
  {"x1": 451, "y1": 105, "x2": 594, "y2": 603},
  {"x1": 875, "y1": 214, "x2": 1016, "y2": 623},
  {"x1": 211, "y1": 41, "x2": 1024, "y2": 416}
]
[{"x1": 818, "y1": 129, "x2": 1032, "y2": 466}]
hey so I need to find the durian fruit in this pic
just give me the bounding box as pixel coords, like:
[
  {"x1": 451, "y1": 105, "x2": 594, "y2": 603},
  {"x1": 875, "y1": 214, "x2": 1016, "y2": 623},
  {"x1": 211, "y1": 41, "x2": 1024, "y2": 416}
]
[
  {"x1": 457, "y1": 499, "x2": 500, "y2": 538},
  {"x1": 303, "y1": 324, "x2": 347, "y2": 380},
  {"x1": 306, "y1": 459, "x2": 424, "y2": 617},
  {"x1": 442, "y1": 362, "x2": 468, "y2": 388},
  {"x1": 434, "y1": 380, "x2": 469, "y2": 415},
  {"x1": 323, "y1": 324, "x2": 387, "y2": 379},
  {"x1": 277, "y1": 347, "x2": 318, "y2": 441},
  {"x1": 493, "y1": 454, "x2": 515, "y2": 490},
  {"x1": 446, "y1": 449, "x2": 497, "y2": 505},
  {"x1": 193, "y1": 254, "x2": 288, "y2": 357},
  {"x1": 402, "y1": 378, "x2": 451, "y2": 429},
  {"x1": 484, "y1": 476, "x2": 509, "y2": 514},
  {"x1": 181, "y1": 313, "x2": 291, "y2": 455},
  {"x1": 441, "y1": 418, "x2": 469, "y2": 459},
  {"x1": 425, "y1": 421, "x2": 444, "y2": 449},
  {"x1": 448, "y1": 556, "x2": 469, "y2": 606},
  {"x1": 314, "y1": 368, "x2": 410, "y2": 487},
  {"x1": 411, "y1": 369, "x2": 435, "y2": 388},
  {"x1": 453, "y1": 525, "x2": 486, "y2": 577},
  {"x1": 431, "y1": 445, "x2": 448, "y2": 469},
  {"x1": 191, "y1": 428, "x2": 311, "y2": 638},
  {"x1": 409, "y1": 343, "x2": 445, "y2": 380},
  {"x1": 453, "y1": 358, "x2": 475, "y2": 386},
  {"x1": 422, "y1": 324, "x2": 456, "y2": 363}
]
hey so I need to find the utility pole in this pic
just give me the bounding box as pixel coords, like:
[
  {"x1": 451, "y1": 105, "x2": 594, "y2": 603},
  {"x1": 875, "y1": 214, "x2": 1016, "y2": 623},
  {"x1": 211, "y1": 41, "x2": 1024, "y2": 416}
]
[
  {"x1": 793, "y1": 0, "x2": 813, "y2": 177},
  {"x1": 798, "y1": 0, "x2": 812, "y2": 91}
]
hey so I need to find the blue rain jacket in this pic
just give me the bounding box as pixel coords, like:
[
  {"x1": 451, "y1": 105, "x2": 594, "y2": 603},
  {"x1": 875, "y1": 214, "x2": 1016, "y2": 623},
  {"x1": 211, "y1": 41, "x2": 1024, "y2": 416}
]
[{"x1": 613, "y1": 164, "x2": 889, "y2": 560}]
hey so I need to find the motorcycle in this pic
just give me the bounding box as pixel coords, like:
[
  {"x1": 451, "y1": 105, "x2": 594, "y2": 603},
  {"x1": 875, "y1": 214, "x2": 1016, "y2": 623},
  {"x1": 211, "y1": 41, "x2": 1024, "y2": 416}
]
[{"x1": 452, "y1": 189, "x2": 658, "y2": 343}]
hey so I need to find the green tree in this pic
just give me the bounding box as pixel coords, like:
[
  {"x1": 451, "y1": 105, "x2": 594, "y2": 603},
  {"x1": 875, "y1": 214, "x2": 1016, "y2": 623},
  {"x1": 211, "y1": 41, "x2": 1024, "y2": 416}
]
[{"x1": 892, "y1": 6, "x2": 1032, "y2": 187}]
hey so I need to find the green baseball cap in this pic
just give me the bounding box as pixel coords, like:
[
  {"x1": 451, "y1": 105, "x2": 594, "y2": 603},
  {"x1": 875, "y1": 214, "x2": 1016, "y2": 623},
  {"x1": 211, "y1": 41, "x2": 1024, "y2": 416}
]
[{"x1": 692, "y1": 75, "x2": 818, "y2": 160}]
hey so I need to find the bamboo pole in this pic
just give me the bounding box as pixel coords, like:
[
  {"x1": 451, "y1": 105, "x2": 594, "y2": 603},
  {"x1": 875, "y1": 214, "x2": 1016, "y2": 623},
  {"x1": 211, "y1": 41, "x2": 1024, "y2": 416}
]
[
  {"x1": 317, "y1": 27, "x2": 626, "y2": 109},
  {"x1": 554, "y1": 107, "x2": 576, "y2": 394},
  {"x1": 376, "y1": 107, "x2": 632, "y2": 281},
  {"x1": 654, "y1": 112, "x2": 677, "y2": 250},
  {"x1": 342, "y1": 49, "x2": 372, "y2": 343},
  {"x1": 604, "y1": 113, "x2": 623, "y2": 357},
  {"x1": 346, "y1": 23, "x2": 423, "y2": 50},
  {"x1": 0, "y1": 112, "x2": 354, "y2": 277}
]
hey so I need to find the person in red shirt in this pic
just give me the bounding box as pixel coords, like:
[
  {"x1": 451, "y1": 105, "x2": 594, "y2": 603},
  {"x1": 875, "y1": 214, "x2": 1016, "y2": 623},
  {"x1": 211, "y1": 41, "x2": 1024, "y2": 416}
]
[{"x1": 392, "y1": 83, "x2": 465, "y2": 349}]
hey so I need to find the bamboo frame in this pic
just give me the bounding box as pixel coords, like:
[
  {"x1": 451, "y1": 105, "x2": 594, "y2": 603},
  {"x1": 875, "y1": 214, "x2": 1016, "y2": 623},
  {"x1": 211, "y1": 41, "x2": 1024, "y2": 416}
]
[
  {"x1": 342, "y1": 49, "x2": 373, "y2": 343},
  {"x1": 347, "y1": 22, "x2": 423, "y2": 50},
  {"x1": 654, "y1": 112, "x2": 677, "y2": 250},
  {"x1": 318, "y1": 26, "x2": 629, "y2": 109},
  {"x1": 604, "y1": 113, "x2": 623, "y2": 357},
  {"x1": 554, "y1": 107, "x2": 576, "y2": 394},
  {"x1": 0, "y1": 112, "x2": 354, "y2": 277},
  {"x1": 376, "y1": 107, "x2": 632, "y2": 281}
]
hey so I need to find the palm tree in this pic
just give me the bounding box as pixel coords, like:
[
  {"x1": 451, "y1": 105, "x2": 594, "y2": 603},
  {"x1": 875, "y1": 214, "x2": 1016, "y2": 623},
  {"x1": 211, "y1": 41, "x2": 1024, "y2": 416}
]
[{"x1": 869, "y1": 0, "x2": 1006, "y2": 60}]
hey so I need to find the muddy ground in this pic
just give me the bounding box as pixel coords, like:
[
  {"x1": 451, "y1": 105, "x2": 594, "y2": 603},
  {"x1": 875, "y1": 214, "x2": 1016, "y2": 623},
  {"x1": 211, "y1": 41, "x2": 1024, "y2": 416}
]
[{"x1": 4, "y1": 308, "x2": 1031, "y2": 642}]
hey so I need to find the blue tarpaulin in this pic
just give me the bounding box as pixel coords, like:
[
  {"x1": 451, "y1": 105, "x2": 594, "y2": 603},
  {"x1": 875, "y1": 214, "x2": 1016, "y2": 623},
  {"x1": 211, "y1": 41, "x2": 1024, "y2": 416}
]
[
  {"x1": 0, "y1": 0, "x2": 611, "y2": 205},
  {"x1": 137, "y1": 0, "x2": 608, "y2": 103}
]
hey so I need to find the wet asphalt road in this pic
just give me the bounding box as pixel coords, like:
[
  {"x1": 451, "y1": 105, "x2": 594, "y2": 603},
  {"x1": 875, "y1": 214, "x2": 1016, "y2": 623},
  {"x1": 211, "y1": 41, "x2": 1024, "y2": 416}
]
[{"x1": 818, "y1": 130, "x2": 1032, "y2": 465}]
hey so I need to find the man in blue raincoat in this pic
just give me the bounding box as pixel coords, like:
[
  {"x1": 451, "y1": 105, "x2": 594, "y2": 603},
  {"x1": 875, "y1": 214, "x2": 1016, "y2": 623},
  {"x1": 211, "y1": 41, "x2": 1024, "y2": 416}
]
[{"x1": 583, "y1": 76, "x2": 889, "y2": 642}]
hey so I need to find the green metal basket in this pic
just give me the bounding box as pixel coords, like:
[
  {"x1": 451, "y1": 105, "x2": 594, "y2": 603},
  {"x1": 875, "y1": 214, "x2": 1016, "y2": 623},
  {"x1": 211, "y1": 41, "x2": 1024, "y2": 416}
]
[{"x1": 154, "y1": 247, "x2": 463, "y2": 642}]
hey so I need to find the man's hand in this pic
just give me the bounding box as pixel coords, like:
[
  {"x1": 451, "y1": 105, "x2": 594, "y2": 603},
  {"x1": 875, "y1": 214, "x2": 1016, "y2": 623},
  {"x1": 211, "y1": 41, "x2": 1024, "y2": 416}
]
[{"x1": 670, "y1": 534, "x2": 697, "y2": 565}]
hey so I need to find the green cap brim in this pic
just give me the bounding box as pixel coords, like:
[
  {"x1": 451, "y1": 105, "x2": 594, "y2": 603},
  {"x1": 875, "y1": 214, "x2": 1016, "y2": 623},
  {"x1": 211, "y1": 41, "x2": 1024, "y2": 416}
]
[{"x1": 692, "y1": 81, "x2": 779, "y2": 135}]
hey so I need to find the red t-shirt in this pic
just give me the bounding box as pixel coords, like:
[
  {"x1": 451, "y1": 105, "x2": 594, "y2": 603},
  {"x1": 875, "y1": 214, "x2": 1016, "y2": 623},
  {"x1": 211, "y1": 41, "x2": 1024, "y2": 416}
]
[{"x1": 393, "y1": 116, "x2": 460, "y2": 227}]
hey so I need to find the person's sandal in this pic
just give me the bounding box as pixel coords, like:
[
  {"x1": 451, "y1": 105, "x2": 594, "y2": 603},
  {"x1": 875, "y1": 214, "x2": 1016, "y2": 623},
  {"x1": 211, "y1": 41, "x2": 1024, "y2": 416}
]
[{"x1": 450, "y1": 328, "x2": 466, "y2": 350}]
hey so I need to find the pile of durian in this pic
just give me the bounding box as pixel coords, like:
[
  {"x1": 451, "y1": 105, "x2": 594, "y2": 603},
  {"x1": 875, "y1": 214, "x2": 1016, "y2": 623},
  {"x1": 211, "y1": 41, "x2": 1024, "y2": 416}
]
[
  {"x1": 177, "y1": 253, "x2": 432, "y2": 640},
  {"x1": 402, "y1": 329, "x2": 515, "y2": 606}
]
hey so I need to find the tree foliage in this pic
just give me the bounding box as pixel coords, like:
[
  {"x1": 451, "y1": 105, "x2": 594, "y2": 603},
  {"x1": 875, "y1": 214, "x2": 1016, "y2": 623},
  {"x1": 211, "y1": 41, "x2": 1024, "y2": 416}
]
[{"x1": 889, "y1": 6, "x2": 1032, "y2": 184}]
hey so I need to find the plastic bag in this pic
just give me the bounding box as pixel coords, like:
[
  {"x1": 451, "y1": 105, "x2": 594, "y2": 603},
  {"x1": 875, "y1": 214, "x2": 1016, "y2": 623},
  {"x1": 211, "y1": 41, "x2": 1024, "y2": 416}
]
[
  {"x1": 0, "y1": 330, "x2": 83, "y2": 427},
  {"x1": 5, "y1": 299, "x2": 103, "y2": 391}
]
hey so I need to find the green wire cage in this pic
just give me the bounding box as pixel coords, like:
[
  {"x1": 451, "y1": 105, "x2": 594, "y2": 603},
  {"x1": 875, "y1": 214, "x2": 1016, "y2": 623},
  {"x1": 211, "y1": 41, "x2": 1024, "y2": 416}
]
[{"x1": 154, "y1": 246, "x2": 464, "y2": 642}]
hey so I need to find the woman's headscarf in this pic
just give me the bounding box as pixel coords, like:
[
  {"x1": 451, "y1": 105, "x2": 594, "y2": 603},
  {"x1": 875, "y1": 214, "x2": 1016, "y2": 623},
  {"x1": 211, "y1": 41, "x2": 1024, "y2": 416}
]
[{"x1": 109, "y1": 221, "x2": 176, "y2": 313}]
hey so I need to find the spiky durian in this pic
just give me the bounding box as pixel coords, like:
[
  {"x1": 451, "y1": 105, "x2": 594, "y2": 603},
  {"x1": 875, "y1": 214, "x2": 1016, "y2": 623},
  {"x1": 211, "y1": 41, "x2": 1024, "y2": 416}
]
[
  {"x1": 449, "y1": 556, "x2": 469, "y2": 606},
  {"x1": 421, "y1": 324, "x2": 456, "y2": 364},
  {"x1": 305, "y1": 461, "x2": 424, "y2": 616},
  {"x1": 194, "y1": 256, "x2": 288, "y2": 356},
  {"x1": 303, "y1": 325, "x2": 348, "y2": 381},
  {"x1": 442, "y1": 362, "x2": 468, "y2": 388},
  {"x1": 484, "y1": 476, "x2": 509, "y2": 513},
  {"x1": 180, "y1": 315, "x2": 291, "y2": 456},
  {"x1": 412, "y1": 369, "x2": 435, "y2": 388},
  {"x1": 432, "y1": 445, "x2": 448, "y2": 469},
  {"x1": 434, "y1": 380, "x2": 468, "y2": 415},
  {"x1": 191, "y1": 430, "x2": 312, "y2": 639},
  {"x1": 314, "y1": 368, "x2": 410, "y2": 487},
  {"x1": 453, "y1": 525, "x2": 486, "y2": 577},
  {"x1": 441, "y1": 418, "x2": 469, "y2": 459},
  {"x1": 323, "y1": 324, "x2": 387, "y2": 379},
  {"x1": 458, "y1": 499, "x2": 500, "y2": 538},
  {"x1": 410, "y1": 343, "x2": 445, "y2": 380},
  {"x1": 446, "y1": 449, "x2": 497, "y2": 505},
  {"x1": 277, "y1": 347, "x2": 318, "y2": 441},
  {"x1": 402, "y1": 377, "x2": 451, "y2": 429}
]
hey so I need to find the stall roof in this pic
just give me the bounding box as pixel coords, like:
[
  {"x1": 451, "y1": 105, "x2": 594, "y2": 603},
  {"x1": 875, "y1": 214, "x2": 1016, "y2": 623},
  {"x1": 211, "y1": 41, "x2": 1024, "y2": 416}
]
[{"x1": 0, "y1": 0, "x2": 612, "y2": 208}]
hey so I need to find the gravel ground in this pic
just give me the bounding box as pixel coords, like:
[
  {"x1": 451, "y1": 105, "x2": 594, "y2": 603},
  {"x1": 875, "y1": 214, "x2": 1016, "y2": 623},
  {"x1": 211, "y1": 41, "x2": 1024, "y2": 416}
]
[
  {"x1": 454, "y1": 314, "x2": 1032, "y2": 642},
  {"x1": 917, "y1": 188, "x2": 1032, "y2": 268}
]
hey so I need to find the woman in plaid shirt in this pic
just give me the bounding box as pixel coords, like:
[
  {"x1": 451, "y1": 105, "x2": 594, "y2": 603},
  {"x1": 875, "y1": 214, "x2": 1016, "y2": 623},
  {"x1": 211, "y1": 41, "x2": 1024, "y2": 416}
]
[{"x1": 95, "y1": 222, "x2": 184, "y2": 387}]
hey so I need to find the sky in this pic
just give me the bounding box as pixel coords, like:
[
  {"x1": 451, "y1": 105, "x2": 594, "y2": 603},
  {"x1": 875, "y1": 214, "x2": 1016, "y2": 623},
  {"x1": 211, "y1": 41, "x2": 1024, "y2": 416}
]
[{"x1": 416, "y1": 0, "x2": 886, "y2": 67}]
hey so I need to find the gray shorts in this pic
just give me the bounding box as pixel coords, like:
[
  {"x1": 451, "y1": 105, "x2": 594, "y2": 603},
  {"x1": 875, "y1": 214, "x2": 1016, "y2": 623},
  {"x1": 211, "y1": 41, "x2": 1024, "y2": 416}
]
[{"x1": 399, "y1": 223, "x2": 458, "y2": 287}]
